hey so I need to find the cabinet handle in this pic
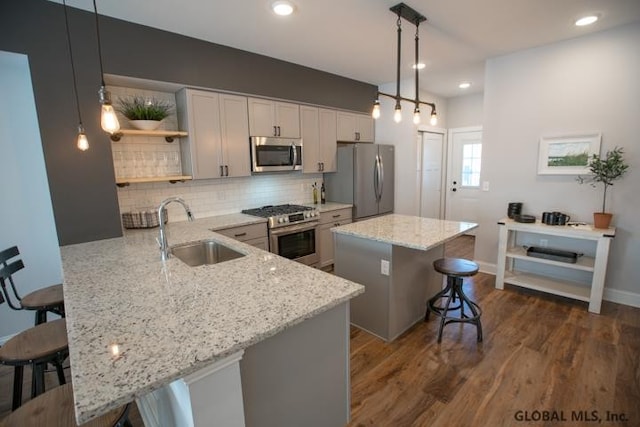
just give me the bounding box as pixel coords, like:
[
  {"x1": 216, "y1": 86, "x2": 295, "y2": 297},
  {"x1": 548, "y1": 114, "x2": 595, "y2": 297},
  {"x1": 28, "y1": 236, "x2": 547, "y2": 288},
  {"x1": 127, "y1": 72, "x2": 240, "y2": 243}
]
[
  {"x1": 234, "y1": 232, "x2": 247, "y2": 237},
  {"x1": 321, "y1": 162, "x2": 325, "y2": 171},
  {"x1": 273, "y1": 126, "x2": 278, "y2": 136},
  {"x1": 332, "y1": 214, "x2": 341, "y2": 218},
  {"x1": 277, "y1": 126, "x2": 281, "y2": 136},
  {"x1": 220, "y1": 165, "x2": 224, "y2": 177},
  {"x1": 225, "y1": 165, "x2": 229, "y2": 176}
]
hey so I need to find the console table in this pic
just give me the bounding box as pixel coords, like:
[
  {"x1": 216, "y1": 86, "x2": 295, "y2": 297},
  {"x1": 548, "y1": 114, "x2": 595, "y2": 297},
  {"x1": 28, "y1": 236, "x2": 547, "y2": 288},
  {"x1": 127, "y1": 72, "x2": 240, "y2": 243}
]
[{"x1": 496, "y1": 218, "x2": 615, "y2": 314}]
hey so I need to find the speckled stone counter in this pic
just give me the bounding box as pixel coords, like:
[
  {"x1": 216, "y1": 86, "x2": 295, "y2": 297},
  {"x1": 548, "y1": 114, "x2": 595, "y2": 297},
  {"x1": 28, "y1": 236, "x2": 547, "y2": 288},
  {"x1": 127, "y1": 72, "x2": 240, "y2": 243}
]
[
  {"x1": 60, "y1": 213, "x2": 363, "y2": 424},
  {"x1": 332, "y1": 214, "x2": 478, "y2": 341},
  {"x1": 332, "y1": 213, "x2": 477, "y2": 250}
]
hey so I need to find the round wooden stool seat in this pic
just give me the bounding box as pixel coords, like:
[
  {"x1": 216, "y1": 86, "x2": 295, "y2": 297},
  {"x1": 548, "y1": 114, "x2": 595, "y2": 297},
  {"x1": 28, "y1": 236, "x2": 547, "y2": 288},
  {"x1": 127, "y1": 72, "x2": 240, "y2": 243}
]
[
  {"x1": 0, "y1": 318, "x2": 69, "y2": 410},
  {"x1": 433, "y1": 258, "x2": 479, "y2": 277},
  {"x1": 21, "y1": 283, "x2": 64, "y2": 313},
  {"x1": 426, "y1": 258, "x2": 483, "y2": 343},
  {"x1": 0, "y1": 383, "x2": 130, "y2": 427}
]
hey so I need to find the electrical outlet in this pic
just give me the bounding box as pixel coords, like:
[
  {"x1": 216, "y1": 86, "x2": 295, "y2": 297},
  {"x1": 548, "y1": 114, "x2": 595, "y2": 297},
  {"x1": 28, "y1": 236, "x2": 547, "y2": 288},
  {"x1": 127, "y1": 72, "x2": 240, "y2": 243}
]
[
  {"x1": 540, "y1": 239, "x2": 548, "y2": 247},
  {"x1": 482, "y1": 181, "x2": 490, "y2": 191},
  {"x1": 380, "y1": 260, "x2": 390, "y2": 276}
]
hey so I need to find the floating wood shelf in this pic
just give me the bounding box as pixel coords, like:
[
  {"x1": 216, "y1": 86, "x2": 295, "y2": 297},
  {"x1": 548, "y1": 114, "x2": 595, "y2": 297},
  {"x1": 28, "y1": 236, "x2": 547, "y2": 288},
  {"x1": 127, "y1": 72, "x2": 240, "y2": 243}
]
[
  {"x1": 109, "y1": 129, "x2": 188, "y2": 142},
  {"x1": 115, "y1": 175, "x2": 192, "y2": 187}
]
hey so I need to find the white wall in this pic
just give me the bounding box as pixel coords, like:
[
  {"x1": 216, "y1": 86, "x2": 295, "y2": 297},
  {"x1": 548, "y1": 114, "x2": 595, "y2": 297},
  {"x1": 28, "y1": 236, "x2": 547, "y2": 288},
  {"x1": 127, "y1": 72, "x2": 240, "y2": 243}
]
[
  {"x1": 375, "y1": 80, "x2": 447, "y2": 215},
  {"x1": 446, "y1": 93, "x2": 484, "y2": 128},
  {"x1": 478, "y1": 23, "x2": 640, "y2": 300},
  {"x1": 0, "y1": 51, "x2": 63, "y2": 340}
]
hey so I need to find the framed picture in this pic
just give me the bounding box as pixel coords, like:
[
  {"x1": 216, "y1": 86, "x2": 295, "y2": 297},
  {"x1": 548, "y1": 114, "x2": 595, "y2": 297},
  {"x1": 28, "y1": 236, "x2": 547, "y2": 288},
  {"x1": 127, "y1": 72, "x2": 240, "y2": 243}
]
[{"x1": 537, "y1": 133, "x2": 601, "y2": 175}]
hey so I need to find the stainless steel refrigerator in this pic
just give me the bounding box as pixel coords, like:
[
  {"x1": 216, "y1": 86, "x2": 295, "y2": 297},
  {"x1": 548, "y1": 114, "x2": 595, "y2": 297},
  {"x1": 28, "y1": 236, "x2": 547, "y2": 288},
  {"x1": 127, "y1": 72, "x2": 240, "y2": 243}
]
[{"x1": 324, "y1": 144, "x2": 394, "y2": 220}]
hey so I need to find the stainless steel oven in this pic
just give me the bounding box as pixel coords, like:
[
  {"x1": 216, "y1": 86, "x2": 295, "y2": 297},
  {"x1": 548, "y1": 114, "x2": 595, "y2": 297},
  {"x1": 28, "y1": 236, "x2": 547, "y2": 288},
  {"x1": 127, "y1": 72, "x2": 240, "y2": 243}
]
[
  {"x1": 241, "y1": 204, "x2": 320, "y2": 267},
  {"x1": 269, "y1": 221, "x2": 319, "y2": 266}
]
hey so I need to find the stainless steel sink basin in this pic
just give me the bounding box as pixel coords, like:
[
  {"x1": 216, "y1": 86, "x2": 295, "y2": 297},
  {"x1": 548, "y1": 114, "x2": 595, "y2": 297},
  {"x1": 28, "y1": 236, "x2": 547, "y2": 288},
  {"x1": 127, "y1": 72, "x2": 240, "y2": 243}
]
[{"x1": 170, "y1": 240, "x2": 245, "y2": 266}]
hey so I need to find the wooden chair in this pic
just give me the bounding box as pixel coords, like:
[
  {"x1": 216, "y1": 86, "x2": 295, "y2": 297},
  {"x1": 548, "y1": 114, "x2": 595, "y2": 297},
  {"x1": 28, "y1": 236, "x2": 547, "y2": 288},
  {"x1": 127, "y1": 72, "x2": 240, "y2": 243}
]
[
  {"x1": 0, "y1": 246, "x2": 65, "y2": 325},
  {"x1": 0, "y1": 318, "x2": 69, "y2": 410},
  {"x1": 0, "y1": 383, "x2": 131, "y2": 427}
]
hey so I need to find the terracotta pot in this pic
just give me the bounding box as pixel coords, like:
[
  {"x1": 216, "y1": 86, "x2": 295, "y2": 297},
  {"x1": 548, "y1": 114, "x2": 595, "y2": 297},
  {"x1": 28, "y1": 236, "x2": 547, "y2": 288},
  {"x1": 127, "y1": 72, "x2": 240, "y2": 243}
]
[{"x1": 593, "y1": 212, "x2": 613, "y2": 229}]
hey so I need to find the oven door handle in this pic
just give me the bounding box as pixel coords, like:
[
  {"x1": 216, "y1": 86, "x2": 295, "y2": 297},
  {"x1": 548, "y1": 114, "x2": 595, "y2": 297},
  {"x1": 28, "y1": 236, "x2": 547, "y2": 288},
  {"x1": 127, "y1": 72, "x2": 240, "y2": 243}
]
[{"x1": 270, "y1": 221, "x2": 318, "y2": 236}]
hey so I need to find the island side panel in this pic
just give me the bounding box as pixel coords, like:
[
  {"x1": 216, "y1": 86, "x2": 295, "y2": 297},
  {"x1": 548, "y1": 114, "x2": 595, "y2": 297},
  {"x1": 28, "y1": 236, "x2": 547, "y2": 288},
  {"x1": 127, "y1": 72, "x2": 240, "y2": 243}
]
[
  {"x1": 240, "y1": 302, "x2": 350, "y2": 427},
  {"x1": 388, "y1": 244, "x2": 444, "y2": 341},
  {"x1": 334, "y1": 233, "x2": 393, "y2": 340}
]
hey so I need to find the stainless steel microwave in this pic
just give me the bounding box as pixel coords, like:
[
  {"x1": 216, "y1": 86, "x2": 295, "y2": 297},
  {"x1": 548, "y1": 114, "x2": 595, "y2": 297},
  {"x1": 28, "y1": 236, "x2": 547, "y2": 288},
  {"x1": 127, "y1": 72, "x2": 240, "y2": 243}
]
[{"x1": 250, "y1": 137, "x2": 302, "y2": 172}]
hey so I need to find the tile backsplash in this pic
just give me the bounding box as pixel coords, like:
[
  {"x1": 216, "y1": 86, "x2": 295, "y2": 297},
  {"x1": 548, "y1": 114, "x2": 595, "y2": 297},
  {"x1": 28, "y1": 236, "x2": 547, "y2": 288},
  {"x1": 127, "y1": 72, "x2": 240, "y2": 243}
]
[{"x1": 117, "y1": 173, "x2": 324, "y2": 223}]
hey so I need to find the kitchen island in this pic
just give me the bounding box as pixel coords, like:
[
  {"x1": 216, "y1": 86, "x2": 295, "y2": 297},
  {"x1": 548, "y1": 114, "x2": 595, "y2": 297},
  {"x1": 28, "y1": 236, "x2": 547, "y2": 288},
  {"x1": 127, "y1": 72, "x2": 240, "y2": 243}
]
[
  {"x1": 60, "y1": 213, "x2": 363, "y2": 426},
  {"x1": 332, "y1": 214, "x2": 477, "y2": 341}
]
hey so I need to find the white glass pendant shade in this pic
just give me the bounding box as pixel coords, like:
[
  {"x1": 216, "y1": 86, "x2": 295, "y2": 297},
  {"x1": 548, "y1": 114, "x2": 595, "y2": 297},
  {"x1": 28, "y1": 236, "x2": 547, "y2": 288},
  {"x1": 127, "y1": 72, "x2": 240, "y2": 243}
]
[
  {"x1": 101, "y1": 104, "x2": 120, "y2": 134},
  {"x1": 430, "y1": 112, "x2": 438, "y2": 126}
]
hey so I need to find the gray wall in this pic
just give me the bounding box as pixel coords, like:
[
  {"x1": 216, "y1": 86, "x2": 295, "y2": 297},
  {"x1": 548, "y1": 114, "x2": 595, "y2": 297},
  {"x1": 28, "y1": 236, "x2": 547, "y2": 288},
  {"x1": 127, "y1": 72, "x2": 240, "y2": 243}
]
[
  {"x1": 0, "y1": 0, "x2": 376, "y2": 245},
  {"x1": 478, "y1": 22, "x2": 639, "y2": 297}
]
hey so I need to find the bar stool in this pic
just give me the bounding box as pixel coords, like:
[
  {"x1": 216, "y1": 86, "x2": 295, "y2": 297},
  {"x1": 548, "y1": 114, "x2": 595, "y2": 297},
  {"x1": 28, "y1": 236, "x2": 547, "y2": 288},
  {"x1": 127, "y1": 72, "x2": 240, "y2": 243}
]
[
  {"x1": 0, "y1": 383, "x2": 131, "y2": 427},
  {"x1": 0, "y1": 246, "x2": 65, "y2": 325},
  {"x1": 425, "y1": 258, "x2": 483, "y2": 343},
  {"x1": 0, "y1": 318, "x2": 69, "y2": 410}
]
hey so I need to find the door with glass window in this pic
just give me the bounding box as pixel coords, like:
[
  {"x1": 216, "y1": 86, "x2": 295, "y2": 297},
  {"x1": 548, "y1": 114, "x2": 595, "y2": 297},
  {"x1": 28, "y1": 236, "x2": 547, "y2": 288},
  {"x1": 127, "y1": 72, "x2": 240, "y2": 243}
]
[{"x1": 445, "y1": 128, "x2": 482, "y2": 233}]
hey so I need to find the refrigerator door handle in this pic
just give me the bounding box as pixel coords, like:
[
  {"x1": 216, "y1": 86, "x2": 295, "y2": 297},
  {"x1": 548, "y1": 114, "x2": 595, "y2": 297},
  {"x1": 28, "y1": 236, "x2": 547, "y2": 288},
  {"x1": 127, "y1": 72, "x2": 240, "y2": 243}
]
[
  {"x1": 378, "y1": 155, "x2": 384, "y2": 201},
  {"x1": 373, "y1": 155, "x2": 379, "y2": 201}
]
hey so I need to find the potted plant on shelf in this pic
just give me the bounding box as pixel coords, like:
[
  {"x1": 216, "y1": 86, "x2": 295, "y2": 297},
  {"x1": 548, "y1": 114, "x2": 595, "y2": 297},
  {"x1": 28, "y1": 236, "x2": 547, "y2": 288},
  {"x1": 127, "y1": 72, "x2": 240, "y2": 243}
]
[
  {"x1": 116, "y1": 96, "x2": 174, "y2": 131},
  {"x1": 578, "y1": 146, "x2": 629, "y2": 229}
]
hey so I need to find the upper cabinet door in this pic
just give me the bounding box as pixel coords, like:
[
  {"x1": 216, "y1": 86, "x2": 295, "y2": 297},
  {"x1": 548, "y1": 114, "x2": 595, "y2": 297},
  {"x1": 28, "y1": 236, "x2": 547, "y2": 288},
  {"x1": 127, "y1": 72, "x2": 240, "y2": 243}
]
[
  {"x1": 177, "y1": 89, "x2": 223, "y2": 180},
  {"x1": 318, "y1": 108, "x2": 337, "y2": 172},
  {"x1": 355, "y1": 114, "x2": 374, "y2": 143},
  {"x1": 248, "y1": 98, "x2": 300, "y2": 138},
  {"x1": 274, "y1": 101, "x2": 300, "y2": 138},
  {"x1": 301, "y1": 105, "x2": 320, "y2": 173},
  {"x1": 219, "y1": 94, "x2": 250, "y2": 178}
]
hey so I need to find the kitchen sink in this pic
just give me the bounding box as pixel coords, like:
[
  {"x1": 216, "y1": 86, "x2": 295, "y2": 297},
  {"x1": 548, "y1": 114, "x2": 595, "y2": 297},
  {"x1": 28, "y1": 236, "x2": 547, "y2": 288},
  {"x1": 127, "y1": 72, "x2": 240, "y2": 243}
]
[{"x1": 170, "y1": 240, "x2": 245, "y2": 267}]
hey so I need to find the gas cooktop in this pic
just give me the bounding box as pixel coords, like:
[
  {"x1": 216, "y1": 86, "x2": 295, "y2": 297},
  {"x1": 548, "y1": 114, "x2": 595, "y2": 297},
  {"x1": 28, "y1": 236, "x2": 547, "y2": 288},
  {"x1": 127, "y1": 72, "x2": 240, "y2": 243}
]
[{"x1": 242, "y1": 204, "x2": 319, "y2": 228}]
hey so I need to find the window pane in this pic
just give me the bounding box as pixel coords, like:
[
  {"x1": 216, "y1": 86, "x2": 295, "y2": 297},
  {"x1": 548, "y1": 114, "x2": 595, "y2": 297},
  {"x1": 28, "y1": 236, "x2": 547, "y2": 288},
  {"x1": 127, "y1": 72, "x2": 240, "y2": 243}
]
[{"x1": 461, "y1": 143, "x2": 482, "y2": 188}]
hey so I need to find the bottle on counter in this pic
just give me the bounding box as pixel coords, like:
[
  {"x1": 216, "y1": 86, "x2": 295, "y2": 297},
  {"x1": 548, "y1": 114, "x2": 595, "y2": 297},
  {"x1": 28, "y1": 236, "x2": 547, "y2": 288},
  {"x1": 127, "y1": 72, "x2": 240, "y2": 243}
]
[
  {"x1": 321, "y1": 182, "x2": 326, "y2": 204},
  {"x1": 313, "y1": 182, "x2": 318, "y2": 204}
]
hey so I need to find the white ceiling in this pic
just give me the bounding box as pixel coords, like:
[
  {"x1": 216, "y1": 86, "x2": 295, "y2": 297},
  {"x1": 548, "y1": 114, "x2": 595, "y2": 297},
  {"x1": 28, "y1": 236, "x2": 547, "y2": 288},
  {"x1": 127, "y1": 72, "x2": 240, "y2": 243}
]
[{"x1": 56, "y1": 0, "x2": 640, "y2": 98}]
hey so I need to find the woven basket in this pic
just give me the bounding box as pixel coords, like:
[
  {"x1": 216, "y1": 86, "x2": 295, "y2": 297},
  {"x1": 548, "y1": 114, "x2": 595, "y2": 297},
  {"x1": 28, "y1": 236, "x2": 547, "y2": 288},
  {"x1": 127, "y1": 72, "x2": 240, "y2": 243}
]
[{"x1": 122, "y1": 208, "x2": 167, "y2": 229}]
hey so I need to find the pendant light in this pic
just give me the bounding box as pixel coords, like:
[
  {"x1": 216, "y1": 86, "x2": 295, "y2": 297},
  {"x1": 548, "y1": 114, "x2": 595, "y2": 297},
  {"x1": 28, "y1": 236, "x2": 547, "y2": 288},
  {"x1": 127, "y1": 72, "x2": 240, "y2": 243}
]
[
  {"x1": 92, "y1": 0, "x2": 120, "y2": 134},
  {"x1": 62, "y1": 0, "x2": 88, "y2": 151},
  {"x1": 372, "y1": 3, "x2": 437, "y2": 126}
]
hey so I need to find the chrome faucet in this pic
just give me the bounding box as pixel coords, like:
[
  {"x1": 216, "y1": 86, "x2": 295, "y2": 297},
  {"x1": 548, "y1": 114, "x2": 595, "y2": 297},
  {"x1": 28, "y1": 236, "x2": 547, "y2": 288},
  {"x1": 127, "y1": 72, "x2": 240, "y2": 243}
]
[{"x1": 158, "y1": 197, "x2": 194, "y2": 261}]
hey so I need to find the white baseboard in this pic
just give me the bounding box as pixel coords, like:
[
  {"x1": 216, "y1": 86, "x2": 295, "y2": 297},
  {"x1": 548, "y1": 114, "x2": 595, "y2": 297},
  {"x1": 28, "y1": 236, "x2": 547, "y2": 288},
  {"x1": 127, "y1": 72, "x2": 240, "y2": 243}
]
[{"x1": 475, "y1": 261, "x2": 640, "y2": 309}]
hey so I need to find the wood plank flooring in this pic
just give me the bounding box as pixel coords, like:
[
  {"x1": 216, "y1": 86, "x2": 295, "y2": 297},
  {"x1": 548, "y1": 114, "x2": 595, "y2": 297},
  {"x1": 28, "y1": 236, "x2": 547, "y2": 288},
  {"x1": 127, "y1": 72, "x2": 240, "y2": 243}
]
[{"x1": 2, "y1": 235, "x2": 638, "y2": 426}]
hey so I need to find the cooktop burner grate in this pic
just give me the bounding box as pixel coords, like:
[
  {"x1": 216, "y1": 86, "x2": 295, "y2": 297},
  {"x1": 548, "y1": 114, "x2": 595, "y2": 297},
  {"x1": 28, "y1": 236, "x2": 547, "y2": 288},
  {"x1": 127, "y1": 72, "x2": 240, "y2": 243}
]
[{"x1": 242, "y1": 204, "x2": 313, "y2": 218}]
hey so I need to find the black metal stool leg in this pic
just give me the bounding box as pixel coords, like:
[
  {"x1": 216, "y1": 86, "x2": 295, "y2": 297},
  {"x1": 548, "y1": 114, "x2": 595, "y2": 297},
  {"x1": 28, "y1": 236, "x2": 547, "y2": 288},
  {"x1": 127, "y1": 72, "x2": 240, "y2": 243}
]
[
  {"x1": 35, "y1": 309, "x2": 47, "y2": 325},
  {"x1": 55, "y1": 361, "x2": 66, "y2": 385},
  {"x1": 12, "y1": 365, "x2": 24, "y2": 410},
  {"x1": 437, "y1": 279, "x2": 456, "y2": 343}
]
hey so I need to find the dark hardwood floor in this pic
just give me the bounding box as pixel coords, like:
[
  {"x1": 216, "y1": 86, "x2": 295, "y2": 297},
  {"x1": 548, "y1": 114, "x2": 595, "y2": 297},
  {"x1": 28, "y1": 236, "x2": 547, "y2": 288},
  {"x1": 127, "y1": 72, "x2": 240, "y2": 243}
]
[{"x1": 2, "y1": 235, "x2": 638, "y2": 426}]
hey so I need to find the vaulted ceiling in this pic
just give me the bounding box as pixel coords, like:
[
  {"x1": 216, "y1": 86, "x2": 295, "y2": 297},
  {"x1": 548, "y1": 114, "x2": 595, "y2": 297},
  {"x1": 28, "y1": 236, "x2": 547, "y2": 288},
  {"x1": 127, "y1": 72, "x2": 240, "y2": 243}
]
[{"x1": 55, "y1": 0, "x2": 640, "y2": 98}]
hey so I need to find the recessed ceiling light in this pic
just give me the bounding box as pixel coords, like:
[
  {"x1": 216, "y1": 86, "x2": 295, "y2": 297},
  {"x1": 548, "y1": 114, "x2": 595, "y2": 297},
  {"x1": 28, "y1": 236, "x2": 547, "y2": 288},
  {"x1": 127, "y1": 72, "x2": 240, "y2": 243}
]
[
  {"x1": 412, "y1": 63, "x2": 426, "y2": 70},
  {"x1": 272, "y1": 1, "x2": 294, "y2": 16},
  {"x1": 575, "y1": 15, "x2": 598, "y2": 26},
  {"x1": 458, "y1": 82, "x2": 471, "y2": 89}
]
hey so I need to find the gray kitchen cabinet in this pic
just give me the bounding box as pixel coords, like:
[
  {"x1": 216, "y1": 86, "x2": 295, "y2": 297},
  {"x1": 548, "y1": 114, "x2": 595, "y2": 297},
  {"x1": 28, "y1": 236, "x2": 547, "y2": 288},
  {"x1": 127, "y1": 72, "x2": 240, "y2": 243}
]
[
  {"x1": 301, "y1": 106, "x2": 337, "y2": 173},
  {"x1": 177, "y1": 88, "x2": 250, "y2": 179},
  {"x1": 318, "y1": 207, "x2": 352, "y2": 268},
  {"x1": 216, "y1": 222, "x2": 268, "y2": 250},
  {"x1": 248, "y1": 97, "x2": 300, "y2": 138},
  {"x1": 336, "y1": 111, "x2": 374, "y2": 143}
]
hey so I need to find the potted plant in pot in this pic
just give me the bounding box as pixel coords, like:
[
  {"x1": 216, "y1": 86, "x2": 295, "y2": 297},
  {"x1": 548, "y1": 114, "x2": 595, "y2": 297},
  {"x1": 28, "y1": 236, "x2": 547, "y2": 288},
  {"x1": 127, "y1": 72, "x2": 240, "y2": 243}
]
[
  {"x1": 578, "y1": 146, "x2": 629, "y2": 229},
  {"x1": 116, "y1": 96, "x2": 174, "y2": 131}
]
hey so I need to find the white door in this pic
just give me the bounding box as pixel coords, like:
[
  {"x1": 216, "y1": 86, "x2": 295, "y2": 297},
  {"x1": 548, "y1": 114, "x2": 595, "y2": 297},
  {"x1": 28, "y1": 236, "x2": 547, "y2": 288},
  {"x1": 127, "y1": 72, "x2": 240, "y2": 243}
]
[
  {"x1": 419, "y1": 131, "x2": 445, "y2": 219},
  {"x1": 445, "y1": 127, "x2": 483, "y2": 232}
]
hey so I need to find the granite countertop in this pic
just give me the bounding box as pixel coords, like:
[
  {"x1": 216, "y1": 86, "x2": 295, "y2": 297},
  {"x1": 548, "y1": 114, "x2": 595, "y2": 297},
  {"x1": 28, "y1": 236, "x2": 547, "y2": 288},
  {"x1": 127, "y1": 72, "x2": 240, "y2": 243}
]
[
  {"x1": 61, "y1": 213, "x2": 363, "y2": 424},
  {"x1": 332, "y1": 214, "x2": 478, "y2": 251}
]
